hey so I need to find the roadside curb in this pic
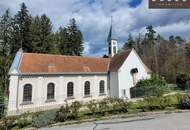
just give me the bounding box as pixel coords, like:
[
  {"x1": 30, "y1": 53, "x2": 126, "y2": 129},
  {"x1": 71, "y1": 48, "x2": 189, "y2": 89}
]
[{"x1": 27, "y1": 109, "x2": 190, "y2": 130}]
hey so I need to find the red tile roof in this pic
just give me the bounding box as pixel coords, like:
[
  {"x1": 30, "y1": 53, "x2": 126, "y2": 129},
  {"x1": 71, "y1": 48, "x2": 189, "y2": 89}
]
[
  {"x1": 109, "y1": 49, "x2": 132, "y2": 72},
  {"x1": 19, "y1": 53, "x2": 111, "y2": 73},
  {"x1": 19, "y1": 50, "x2": 133, "y2": 74}
]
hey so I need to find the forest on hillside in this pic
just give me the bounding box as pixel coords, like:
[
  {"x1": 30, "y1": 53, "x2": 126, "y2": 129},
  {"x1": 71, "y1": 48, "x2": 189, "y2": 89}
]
[
  {"x1": 123, "y1": 26, "x2": 190, "y2": 88},
  {"x1": 0, "y1": 2, "x2": 190, "y2": 102}
]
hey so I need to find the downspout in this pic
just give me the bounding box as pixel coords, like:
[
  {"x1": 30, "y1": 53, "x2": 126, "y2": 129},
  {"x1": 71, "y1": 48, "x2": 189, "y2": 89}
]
[
  {"x1": 108, "y1": 71, "x2": 111, "y2": 97},
  {"x1": 16, "y1": 74, "x2": 20, "y2": 113}
]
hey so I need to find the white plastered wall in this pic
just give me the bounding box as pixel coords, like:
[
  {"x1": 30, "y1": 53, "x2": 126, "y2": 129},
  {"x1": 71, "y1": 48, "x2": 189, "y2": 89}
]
[
  {"x1": 118, "y1": 50, "x2": 151, "y2": 99},
  {"x1": 7, "y1": 74, "x2": 108, "y2": 115}
]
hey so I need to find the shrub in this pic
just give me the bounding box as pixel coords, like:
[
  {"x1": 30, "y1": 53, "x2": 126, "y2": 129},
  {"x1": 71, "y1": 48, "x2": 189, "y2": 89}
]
[
  {"x1": 142, "y1": 95, "x2": 180, "y2": 111},
  {"x1": 98, "y1": 98, "x2": 110, "y2": 115},
  {"x1": 176, "y1": 73, "x2": 190, "y2": 90},
  {"x1": 178, "y1": 93, "x2": 190, "y2": 109},
  {"x1": 55, "y1": 105, "x2": 69, "y2": 122},
  {"x1": 69, "y1": 101, "x2": 82, "y2": 120},
  {"x1": 109, "y1": 98, "x2": 128, "y2": 113},
  {"x1": 0, "y1": 116, "x2": 17, "y2": 130},
  {"x1": 130, "y1": 77, "x2": 169, "y2": 98},
  {"x1": 17, "y1": 113, "x2": 31, "y2": 129},
  {"x1": 32, "y1": 110, "x2": 57, "y2": 128},
  {"x1": 86, "y1": 100, "x2": 98, "y2": 115},
  {"x1": 55, "y1": 101, "x2": 82, "y2": 122}
]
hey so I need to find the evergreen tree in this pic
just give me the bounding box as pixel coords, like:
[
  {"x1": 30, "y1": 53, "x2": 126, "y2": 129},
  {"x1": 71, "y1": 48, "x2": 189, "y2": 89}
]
[
  {"x1": 67, "y1": 18, "x2": 83, "y2": 56},
  {"x1": 123, "y1": 33, "x2": 135, "y2": 49},
  {"x1": 0, "y1": 9, "x2": 13, "y2": 95},
  {"x1": 144, "y1": 25, "x2": 156, "y2": 45},
  {"x1": 57, "y1": 27, "x2": 70, "y2": 55},
  {"x1": 14, "y1": 2, "x2": 32, "y2": 52},
  {"x1": 30, "y1": 14, "x2": 54, "y2": 53},
  {"x1": 57, "y1": 18, "x2": 84, "y2": 55}
]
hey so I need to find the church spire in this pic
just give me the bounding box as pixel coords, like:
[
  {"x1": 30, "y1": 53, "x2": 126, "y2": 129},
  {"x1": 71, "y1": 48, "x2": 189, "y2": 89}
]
[
  {"x1": 107, "y1": 17, "x2": 117, "y2": 42},
  {"x1": 107, "y1": 17, "x2": 118, "y2": 57}
]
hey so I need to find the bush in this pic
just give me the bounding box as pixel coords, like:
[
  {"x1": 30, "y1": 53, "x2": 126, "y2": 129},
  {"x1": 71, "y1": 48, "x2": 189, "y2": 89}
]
[
  {"x1": 178, "y1": 93, "x2": 190, "y2": 109},
  {"x1": 130, "y1": 77, "x2": 170, "y2": 98},
  {"x1": 142, "y1": 95, "x2": 180, "y2": 111},
  {"x1": 55, "y1": 105, "x2": 69, "y2": 122},
  {"x1": 109, "y1": 98, "x2": 128, "y2": 113},
  {"x1": 98, "y1": 98, "x2": 110, "y2": 115},
  {"x1": 55, "y1": 101, "x2": 82, "y2": 122},
  {"x1": 17, "y1": 113, "x2": 31, "y2": 129},
  {"x1": 86, "y1": 100, "x2": 98, "y2": 115},
  {"x1": 176, "y1": 73, "x2": 190, "y2": 90},
  {"x1": 32, "y1": 110, "x2": 57, "y2": 128},
  {"x1": 70, "y1": 101, "x2": 82, "y2": 119},
  {"x1": 0, "y1": 116, "x2": 17, "y2": 130}
]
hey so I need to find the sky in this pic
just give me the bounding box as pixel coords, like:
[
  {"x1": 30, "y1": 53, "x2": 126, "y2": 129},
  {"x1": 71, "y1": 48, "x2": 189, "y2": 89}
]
[{"x1": 0, "y1": 0, "x2": 190, "y2": 56}]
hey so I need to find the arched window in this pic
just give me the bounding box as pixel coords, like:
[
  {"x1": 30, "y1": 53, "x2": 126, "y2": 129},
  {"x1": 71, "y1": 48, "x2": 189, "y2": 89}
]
[
  {"x1": 67, "y1": 82, "x2": 74, "y2": 97},
  {"x1": 99, "y1": 80, "x2": 105, "y2": 95},
  {"x1": 84, "y1": 81, "x2": 90, "y2": 96},
  {"x1": 23, "y1": 84, "x2": 32, "y2": 102},
  {"x1": 131, "y1": 68, "x2": 139, "y2": 85},
  {"x1": 47, "y1": 83, "x2": 55, "y2": 100}
]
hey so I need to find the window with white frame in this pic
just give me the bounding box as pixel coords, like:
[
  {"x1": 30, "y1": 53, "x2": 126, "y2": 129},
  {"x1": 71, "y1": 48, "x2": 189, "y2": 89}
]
[
  {"x1": 23, "y1": 84, "x2": 32, "y2": 102},
  {"x1": 47, "y1": 83, "x2": 55, "y2": 100},
  {"x1": 67, "y1": 82, "x2": 74, "y2": 97},
  {"x1": 99, "y1": 80, "x2": 105, "y2": 95},
  {"x1": 84, "y1": 81, "x2": 90, "y2": 96}
]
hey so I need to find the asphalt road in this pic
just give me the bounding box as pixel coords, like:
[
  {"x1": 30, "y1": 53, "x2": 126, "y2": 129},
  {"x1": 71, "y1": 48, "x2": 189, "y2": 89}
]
[{"x1": 41, "y1": 112, "x2": 190, "y2": 130}]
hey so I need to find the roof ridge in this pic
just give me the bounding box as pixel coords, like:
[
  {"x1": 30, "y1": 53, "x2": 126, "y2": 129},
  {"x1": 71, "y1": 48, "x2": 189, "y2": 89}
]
[{"x1": 23, "y1": 52, "x2": 110, "y2": 60}]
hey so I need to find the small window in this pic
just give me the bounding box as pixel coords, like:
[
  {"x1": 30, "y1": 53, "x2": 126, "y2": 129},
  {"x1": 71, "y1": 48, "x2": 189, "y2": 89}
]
[
  {"x1": 84, "y1": 81, "x2": 90, "y2": 96},
  {"x1": 113, "y1": 46, "x2": 116, "y2": 54},
  {"x1": 122, "y1": 89, "x2": 126, "y2": 97},
  {"x1": 67, "y1": 82, "x2": 74, "y2": 97},
  {"x1": 23, "y1": 84, "x2": 32, "y2": 102},
  {"x1": 108, "y1": 46, "x2": 111, "y2": 55},
  {"x1": 99, "y1": 80, "x2": 105, "y2": 95},
  {"x1": 131, "y1": 68, "x2": 138, "y2": 74},
  {"x1": 47, "y1": 83, "x2": 55, "y2": 100}
]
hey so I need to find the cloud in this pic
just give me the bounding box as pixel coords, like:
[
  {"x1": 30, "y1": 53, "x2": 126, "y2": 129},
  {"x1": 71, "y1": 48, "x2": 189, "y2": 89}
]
[{"x1": 0, "y1": 0, "x2": 190, "y2": 56}]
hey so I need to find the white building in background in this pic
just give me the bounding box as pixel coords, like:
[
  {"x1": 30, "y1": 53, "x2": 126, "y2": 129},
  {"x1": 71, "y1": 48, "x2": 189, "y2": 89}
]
[{"x1": 7, "y1": 24, "x2": 151, "y2": 115}]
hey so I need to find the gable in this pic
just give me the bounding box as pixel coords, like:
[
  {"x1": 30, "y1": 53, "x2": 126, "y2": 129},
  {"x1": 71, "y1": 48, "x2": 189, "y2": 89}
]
[
  {"x1": 109, "y1": 49, "x2": 132, "y2": 72},
  {"x1": 109, "y1": 49, "x2": 151, "y2": 73}
]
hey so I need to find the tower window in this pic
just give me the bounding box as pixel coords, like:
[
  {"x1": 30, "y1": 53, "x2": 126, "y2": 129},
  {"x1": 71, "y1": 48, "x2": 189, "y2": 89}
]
[
  {"x1": 113, "y1": 46, "x2": 116, "y2": 54},
  {"x1": 108, "y1": 46, "x2": 111, "y2": 55}
]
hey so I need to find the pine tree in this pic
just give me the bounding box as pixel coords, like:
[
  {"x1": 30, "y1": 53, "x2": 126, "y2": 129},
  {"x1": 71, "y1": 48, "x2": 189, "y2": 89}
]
[
  {"x1": 57, "y1": 18, "x2": 84, "y2": 55},
  {"x1": 56, "y1": 27, "x2": 70, "y2": 55},
  {"x1": 0, "y1": 9, "x2": 13, "y2": 95},
  {"x1": 14, "y1": 2, "x2": 32, "y2": 52},
  {"x1": 144, "y1": 25, "x2": 156, "y2": 45},
  {"x1": 123, "y1": 33, "x2": 135, "y2": 49},
  {"x1": 30, "y1": 14, "x2": 54, "y2": 53},
  {"x1": 67, "y1": 18, "x2": 84, "y2": 56}
]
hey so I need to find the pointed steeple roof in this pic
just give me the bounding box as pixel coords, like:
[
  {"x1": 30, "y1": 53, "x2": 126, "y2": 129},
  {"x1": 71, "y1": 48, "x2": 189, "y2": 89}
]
[{"x1": 107, "y1": 18, "x2": 117, "y2": 42}]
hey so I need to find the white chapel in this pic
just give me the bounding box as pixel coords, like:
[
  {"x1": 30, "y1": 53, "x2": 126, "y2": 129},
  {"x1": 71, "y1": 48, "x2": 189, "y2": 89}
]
[{"x1": 7, "y1": 24, "x2": 151, "y2": 115}]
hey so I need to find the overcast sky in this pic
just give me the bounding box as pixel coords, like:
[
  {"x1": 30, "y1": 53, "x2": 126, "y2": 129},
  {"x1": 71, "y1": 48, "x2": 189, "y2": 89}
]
[{"x1": 0, "y1": 0, "x2": 190, "y2": 56}]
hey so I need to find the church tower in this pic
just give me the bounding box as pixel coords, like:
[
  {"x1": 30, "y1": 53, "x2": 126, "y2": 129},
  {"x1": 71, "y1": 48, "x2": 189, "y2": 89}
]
[{"x1": 107, "y1": 19, "x2": 118, "y2": 57}]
